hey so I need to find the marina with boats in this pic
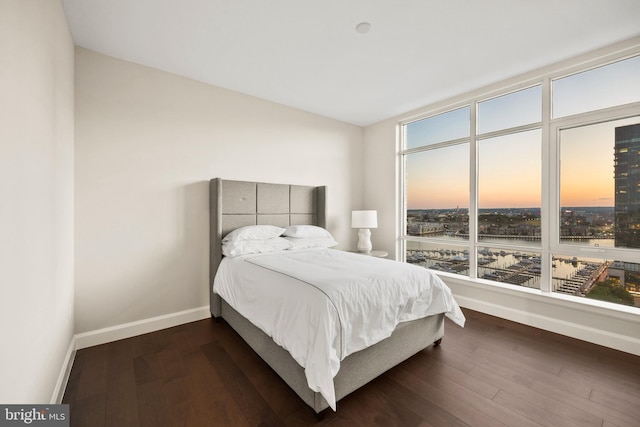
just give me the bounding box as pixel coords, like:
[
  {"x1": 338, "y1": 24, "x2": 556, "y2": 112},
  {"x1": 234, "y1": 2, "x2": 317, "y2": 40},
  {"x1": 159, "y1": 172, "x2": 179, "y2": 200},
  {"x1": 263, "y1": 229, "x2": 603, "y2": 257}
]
[{"x1": 406, "y1": 246, "x2": 609, "y2": 296}]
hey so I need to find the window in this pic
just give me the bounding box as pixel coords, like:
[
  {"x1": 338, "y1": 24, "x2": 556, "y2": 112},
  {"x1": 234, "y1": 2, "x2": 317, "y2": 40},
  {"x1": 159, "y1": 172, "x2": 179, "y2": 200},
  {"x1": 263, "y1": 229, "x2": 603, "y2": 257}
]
[
  {"x1": 405, "y1": 106, "x2": 469, "y2": 149},
  {"x1": 405, "y1": 107, "x2": 470, "y2": 235},
  {"x1": 478, "y1": 85, "x2": 542, "y2": 134},
  {"x1": 400, "y1": 53, "x2": 640, "y2": 311},
  {"x1": 552, "y1": 55, "x2": 640, "y2": 118},
  {"x1": 478, "y1": 129, "x2": 542, "y2": 243},
  {"x1": 558, "y1": 117, "x2": 640, "y2": 249},
  {"x1": 405, "y1": 144, "x2": 469, "y2": 239}
]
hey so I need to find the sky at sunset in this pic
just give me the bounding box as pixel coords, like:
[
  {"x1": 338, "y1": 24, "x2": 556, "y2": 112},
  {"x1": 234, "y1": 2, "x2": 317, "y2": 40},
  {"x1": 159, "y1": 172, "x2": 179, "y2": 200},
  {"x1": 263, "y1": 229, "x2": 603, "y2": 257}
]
[{"x1": 405, "y1": 55, "x2": 640, "y2": 210}]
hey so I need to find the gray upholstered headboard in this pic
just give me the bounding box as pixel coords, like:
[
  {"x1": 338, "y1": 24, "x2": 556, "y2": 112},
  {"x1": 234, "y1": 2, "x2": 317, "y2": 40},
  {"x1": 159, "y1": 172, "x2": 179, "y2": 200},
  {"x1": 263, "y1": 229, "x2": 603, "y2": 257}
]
[{"x1": 209, "y1": 178, "x2": 327, "y2": 316}]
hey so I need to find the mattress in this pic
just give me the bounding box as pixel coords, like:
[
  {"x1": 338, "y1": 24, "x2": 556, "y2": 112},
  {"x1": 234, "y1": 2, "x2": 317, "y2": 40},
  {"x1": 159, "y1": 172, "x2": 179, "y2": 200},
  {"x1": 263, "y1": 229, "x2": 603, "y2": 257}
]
[{"x1": 213, "y1": 248, "x2": 465, "y2": 410}]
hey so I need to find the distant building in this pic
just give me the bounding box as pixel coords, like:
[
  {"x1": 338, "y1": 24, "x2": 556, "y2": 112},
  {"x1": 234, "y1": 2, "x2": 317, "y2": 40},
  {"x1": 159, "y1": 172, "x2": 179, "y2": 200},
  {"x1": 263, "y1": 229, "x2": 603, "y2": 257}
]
[{"x1": 614, "y1": 123, "x2": 640, "y2": 248}]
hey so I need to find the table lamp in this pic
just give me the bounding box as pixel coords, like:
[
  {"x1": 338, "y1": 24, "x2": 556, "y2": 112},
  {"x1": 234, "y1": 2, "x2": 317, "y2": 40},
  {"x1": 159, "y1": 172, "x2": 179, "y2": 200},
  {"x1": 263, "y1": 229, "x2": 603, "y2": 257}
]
[{"x1": 352, "y1": 210, "x2": 378, "y2": 253}]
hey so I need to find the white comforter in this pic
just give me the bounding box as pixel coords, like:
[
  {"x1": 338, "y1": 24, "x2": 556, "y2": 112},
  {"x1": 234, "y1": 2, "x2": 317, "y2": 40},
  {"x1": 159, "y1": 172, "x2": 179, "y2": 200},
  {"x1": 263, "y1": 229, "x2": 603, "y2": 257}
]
[{"x1": 213, "y1": 248, "x2": 465, "y2": 410}]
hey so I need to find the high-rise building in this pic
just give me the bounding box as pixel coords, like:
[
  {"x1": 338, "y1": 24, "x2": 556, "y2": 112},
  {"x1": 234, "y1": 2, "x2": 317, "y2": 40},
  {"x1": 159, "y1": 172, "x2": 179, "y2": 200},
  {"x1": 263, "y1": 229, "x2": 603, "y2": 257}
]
[{"x1": 614, "y1": 123, "x2": 640, "y2": 248}]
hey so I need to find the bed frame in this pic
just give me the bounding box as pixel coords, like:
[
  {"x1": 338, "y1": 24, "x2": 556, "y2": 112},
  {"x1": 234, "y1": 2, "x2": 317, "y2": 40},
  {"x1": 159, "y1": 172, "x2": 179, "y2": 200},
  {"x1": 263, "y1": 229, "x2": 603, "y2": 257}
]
[{"x1": 209, "y1": 178, "x2": 444, "y2": 413}]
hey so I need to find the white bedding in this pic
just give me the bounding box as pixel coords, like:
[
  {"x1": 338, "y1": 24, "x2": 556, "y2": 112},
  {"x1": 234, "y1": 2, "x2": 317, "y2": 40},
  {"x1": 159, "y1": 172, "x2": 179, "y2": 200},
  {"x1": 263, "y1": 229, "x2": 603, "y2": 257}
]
[{"x1": 212, "y1": 248, "x2": 465, "y2": 410}]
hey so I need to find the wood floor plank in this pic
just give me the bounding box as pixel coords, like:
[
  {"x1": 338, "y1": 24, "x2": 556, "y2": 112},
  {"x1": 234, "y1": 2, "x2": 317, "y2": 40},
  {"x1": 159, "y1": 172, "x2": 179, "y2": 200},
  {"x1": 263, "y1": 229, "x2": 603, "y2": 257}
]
[
  {"x1": 426, "y1": 339, "x2": 480, "y2": 374},
  {"x1": 206, "y1": 323, "x2": 314, "y2": 422},
  {"x1": 373, "y1": 375, "x2": 473, "y2": 427},
  {"x1": 402, "y1": 353, "x2": 500, "y2": 400},
  {"x1": 69, "y1": 394, "x2": 106, "y2": 427},
  {"x1": 332, "y1": 378, "x2": 424, "y2": 427},
  {"x1": 469, "y1": 345, "x2": 593, "y2": 400},
  {"x1": 62, "y1": 310, "x2": 640, "y2": 427},
  {"x1": 392, "y1": 362, "x2": 538, "y2": 427},
  {"x1": 590, "y1": 388, "x2": 640, "y2": 419},
  {"x1": 180, "y1": 350, "x2": 251, "y2": 427},
  {"x1": 74, "y1": 344, "x2": 109, "y2": 400},
  {"x1": 470, "y1": 363, "x2": 604, "y2": 427},
  {"x1": 135, "y1": 379, "x2": 171, "y2": 427},
  {"x1": 492, "y1": 389, "x2": 584, "y2": 427},
  {"x1": 559, "y1": 362, "x2": 640, "y2": 397},
  {"x1": 105, "y1": 339, "x2": 140, "y2": 427},
  {"x1": 201, "y1": 340, "x2": 286, "y2": 426},
  {"x1": 530, "y1": 380, "x2": 639, "y2": 427}
]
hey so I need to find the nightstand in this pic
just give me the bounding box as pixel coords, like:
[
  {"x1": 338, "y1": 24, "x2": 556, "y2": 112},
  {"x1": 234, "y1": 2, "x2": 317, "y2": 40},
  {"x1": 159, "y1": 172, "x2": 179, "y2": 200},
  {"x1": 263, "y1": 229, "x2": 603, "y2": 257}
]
[{"x1": 351, "y1": 250, "x2": 389, "y2": 258}]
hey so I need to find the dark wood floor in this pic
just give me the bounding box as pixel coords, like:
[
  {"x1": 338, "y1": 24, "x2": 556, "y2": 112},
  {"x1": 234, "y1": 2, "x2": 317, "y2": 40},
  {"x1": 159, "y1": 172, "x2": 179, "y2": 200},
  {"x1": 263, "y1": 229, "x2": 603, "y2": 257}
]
[{"x1": 63, "y1": 308, "x2": 640, "y2": 427}]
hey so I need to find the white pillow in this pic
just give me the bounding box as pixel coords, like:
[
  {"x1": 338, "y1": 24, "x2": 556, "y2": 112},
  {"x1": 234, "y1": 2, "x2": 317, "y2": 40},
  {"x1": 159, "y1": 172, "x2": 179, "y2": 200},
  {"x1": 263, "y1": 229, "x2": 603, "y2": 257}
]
[
  {"x1": 283, "y1": 225, "x2": 333, "y2": 239},
  {"x1": 222, "y1": 237, "x2": 292, "y2": 257},
  {"x1": 284, "y1": 236, "x2": 338, "y2": 250},
  {"x1": 222, "y1": 225, "x2": 285, "y2": 244}
]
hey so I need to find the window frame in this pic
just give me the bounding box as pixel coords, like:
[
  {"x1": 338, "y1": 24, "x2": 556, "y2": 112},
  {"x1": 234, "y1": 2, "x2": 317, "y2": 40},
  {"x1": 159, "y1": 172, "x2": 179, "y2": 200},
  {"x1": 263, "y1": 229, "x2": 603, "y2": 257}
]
[
  {"x1": 398, "y1": 48, "x2": 640, "y2": 314},
  {"x1": 549, "y1": 106, "x2": 640, "y2": 261},
  {"x1": 401, "y1": 106, "x2": 474, "y2": 273}
]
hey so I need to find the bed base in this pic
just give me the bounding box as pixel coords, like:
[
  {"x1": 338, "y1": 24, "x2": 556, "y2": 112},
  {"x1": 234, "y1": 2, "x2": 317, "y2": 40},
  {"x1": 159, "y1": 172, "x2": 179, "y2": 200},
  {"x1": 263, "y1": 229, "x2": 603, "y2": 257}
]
[{"x1": 216, "y1": 300, "x2": 444, "y2": 413}]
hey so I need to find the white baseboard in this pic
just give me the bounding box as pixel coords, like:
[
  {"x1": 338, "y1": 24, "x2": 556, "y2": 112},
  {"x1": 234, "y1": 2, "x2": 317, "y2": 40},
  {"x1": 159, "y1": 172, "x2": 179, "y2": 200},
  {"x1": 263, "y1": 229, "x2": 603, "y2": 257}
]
[
  {"x1": 454, "y1": 294, "x2": 640, "y2": 356},
  {"x1": 74, "y1": 306, "x2": 211, "y2": 350},
  {"x1": 50, "y1": 338, "x2": 76, "y2": 404}
]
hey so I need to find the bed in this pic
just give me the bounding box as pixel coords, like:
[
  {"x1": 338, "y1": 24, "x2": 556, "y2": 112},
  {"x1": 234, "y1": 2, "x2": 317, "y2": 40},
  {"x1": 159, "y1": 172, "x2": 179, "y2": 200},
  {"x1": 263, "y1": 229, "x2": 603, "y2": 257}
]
[{"x1": 209, "y1": 178, "x2": 464, "y2": 414}]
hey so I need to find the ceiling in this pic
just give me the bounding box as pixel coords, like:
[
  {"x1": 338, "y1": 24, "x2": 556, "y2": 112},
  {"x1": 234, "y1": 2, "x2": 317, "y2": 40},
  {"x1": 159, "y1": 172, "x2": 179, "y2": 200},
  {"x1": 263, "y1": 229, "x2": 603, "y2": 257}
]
[{"x1": 62, "y1": 0, "x2": 640, "y2": 127}]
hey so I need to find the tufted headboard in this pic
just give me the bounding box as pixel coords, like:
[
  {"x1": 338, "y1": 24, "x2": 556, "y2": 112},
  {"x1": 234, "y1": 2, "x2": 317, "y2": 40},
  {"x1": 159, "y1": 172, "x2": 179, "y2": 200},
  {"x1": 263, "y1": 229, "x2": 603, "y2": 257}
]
[{"x1": 209, "y1": 178, "x2": 327, "y2": 316}]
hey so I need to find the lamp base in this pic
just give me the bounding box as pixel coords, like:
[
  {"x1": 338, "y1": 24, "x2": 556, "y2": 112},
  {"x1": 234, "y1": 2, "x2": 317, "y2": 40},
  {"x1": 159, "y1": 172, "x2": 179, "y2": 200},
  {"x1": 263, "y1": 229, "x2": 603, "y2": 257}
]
[{"x1": 357, "y1": 228, "x2": 372, "y2": 253}]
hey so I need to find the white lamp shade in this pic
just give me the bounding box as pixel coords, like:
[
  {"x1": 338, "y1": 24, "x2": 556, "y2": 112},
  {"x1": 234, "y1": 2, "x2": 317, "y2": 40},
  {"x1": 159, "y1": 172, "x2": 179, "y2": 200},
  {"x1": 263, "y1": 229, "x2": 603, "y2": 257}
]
[{"x1": 352, "y1": 210, "x2": 378, "y2": 228}]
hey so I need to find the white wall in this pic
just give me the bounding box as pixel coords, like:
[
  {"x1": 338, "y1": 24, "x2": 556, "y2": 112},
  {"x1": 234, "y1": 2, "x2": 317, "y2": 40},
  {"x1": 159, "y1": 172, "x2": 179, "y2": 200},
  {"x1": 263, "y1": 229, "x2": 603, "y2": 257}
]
[
  {"x1": 0, "y1": 0, "x2": 75, "y2": 403},
  {"x1": 363, "y1": 121, "x2": 399, "y2": 257},
  {"x1": 362, "y1": 36, "x2": 640, "y2": 356},
  {"x1": 74, "y1": 48, "x2": 363, "y2": 334}
]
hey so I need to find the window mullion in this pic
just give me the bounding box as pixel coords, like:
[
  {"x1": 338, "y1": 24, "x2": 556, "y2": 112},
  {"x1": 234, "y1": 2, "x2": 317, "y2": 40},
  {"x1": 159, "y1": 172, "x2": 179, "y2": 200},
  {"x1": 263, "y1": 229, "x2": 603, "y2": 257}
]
[
  {"x1": 541, "y1": 77, "x2": 553, "y2": 293},
  {"x1": 397, "y1": 123, "x2": 406, "y2": 261},
  {"x1": 469, "y1": 101, "x2": 478, "y2": 279}
]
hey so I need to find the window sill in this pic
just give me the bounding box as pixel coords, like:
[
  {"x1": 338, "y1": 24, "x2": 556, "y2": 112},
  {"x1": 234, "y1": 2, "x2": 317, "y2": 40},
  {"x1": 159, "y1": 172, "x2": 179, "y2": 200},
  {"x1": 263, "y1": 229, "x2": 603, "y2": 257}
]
[{"x1": 437, "y1": 271, "x2": 640, "y2": 323}]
